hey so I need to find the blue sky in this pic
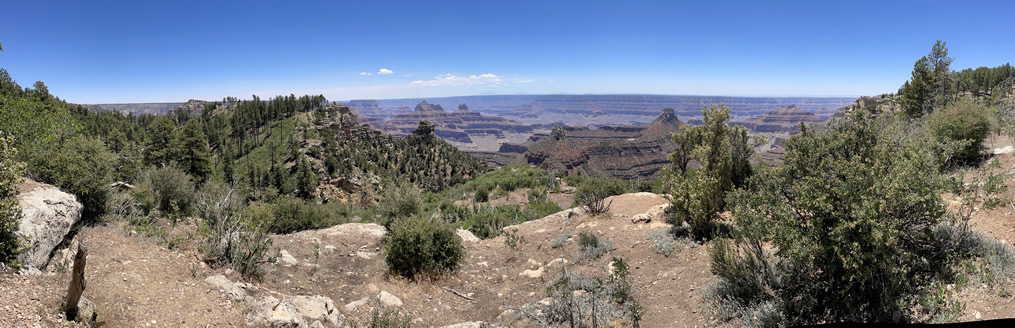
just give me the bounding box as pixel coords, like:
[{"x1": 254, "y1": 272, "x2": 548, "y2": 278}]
[{"x1": 1, "y1": 0, "x2": 1013, "y2": 103}]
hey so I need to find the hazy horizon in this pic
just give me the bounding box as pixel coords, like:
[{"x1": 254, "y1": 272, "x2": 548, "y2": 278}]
[{"x1": 83, "y1": 92, "x2": 860, "y2": 106}]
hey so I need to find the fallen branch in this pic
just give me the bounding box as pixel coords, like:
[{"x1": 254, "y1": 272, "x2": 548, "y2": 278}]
[
  {"x1": 441, "y1": 286, "x2": 474, "y2": 301},
  {"x1": 500, "y1": 305, "x2": 549, "y2": 328}
]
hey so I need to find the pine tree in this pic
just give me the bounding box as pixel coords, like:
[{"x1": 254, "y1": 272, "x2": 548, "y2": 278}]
[
  {"x1": 295, "y1": 157, "x2": 317, "y2": 200},
  {"x1": 175, "y1": 119, "x2": 213, "y2": 182},
  {"x1": 901, "y1": 40, "x2": 954, "y2": 118},
  {"x1": 222, "y1": 146, "x2": 234, "y2": 184},
  {"x1": 107, "y1": 128, "x2": 127, "y2": 153},
  {"x1": 144, "y1": 116, "x2": 176, "y2": 166},
  {"x1": 901, "y1": 57, "x2": 934, "y2": 117}
]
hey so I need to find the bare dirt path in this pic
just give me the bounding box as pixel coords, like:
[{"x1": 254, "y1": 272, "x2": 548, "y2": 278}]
[{"x1": 81, "y1": 223, "x2": 245, "y2": 327}]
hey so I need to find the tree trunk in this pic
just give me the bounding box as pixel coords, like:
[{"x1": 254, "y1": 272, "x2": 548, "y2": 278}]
[{"x1": 64, "y1": 242, "x2": 87, "y2": 320}]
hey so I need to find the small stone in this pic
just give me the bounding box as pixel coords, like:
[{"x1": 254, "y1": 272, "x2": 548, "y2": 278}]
[
  {"x1": 279, "y1": 250, "x2": 299, "y2": 266},
  {"x1": 377, "y1": 291, "x2": 403, "y2": 307},
  {"x1": 345, "y1": 297, "x2": 370, "y2": 312},
  {"x1": 630, "y1": 214, "x2": 652, "y2": 224}
]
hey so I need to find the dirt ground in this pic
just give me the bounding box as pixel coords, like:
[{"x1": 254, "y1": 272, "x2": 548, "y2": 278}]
[
  {"x1": 949, "y1": 135, "x2": 1015, "y2": 322},
  {"x1": 265, "y1": 192, "x2": 707, "y2": 327}
]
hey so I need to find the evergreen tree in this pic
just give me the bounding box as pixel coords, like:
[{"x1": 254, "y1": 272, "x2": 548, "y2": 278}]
[
  {"x1": 295, "y1": 157, "x2": 317, "y2": 200},
  {"x1": 901, "y1": 40, "x2": 955, "y2": 117},
  {"x1": 107, "y1": 128, "x2": 127, "y2": 153},
  {"x1": 901, "y1": 57, "x2": 934, "y2": 117},
  {"x1": 144, "y1": 116, "x2": 176, "y2": 166},
  {"x1": 174, "y1": 119, "x2": 213, "y2": 182},
  {"x1": 928, "y1": 40, "x2": 955, "y2": 109},
  {"x1": 0, "y1": 135, "x2": 25, "y2": 266},
  {"x1": 222, "y1": 146, "x2": 234, "y2": 184}
]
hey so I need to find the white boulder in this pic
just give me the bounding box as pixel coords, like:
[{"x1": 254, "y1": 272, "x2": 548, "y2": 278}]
[{"x1": 16, "y1": 181, "x2": 83, "y2": 269}]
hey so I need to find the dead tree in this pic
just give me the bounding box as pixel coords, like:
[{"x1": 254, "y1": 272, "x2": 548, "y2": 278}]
[{"x1": 64, "y1": 242, "x2": 87, "y2": 320}]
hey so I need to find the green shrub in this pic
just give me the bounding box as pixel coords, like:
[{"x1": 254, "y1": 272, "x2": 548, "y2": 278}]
[
  {"x1": 715, "y1": 112, "x2": 949, "y2": 324},
  {"x1": 268, "y1": 196, "x2": 351, "y2": 234},
  {"x1": 29, "y1": 135, "x2": 115, "y2": 222},
  {"x1": 551, "y1": 231, "x2": 575, "y2": 249},
  {"x1": 352, "y1": 307, "x2": 413, "y2": 328},
  {"x1": 465, "y1": 204, "x2": 519, "y2": 239},
  {"x1": 473, "y1": 186, "x2": 489, "y2": 203},
  {"x1": 574, "y1": 182, "x2": 614, "y2": 215},
  {"x1": 663, "y1": 104, "x2": 761, "y2": 240},
  {"x1": 384, "y1": 217, "x2": 464, "y2": 279},
  {"x1": 522, "y1": 200, "x2": 562, "y2": 220},
  {"x1": 648, "y1": 228, "x2": 695, "y2": 257},
  {"x1": 544, "y1": 256, "x2": 639, "y2": 327},
  {"x1": 198, "y1": 182, "x2": 276, "y2": 280},
  {"x1": 574, "y1": 232, "x2": 613, "y2": 263},
  {"x1": 527, "y1": 187, "x2": 547, "y2": 203},
  {"x1": 134, "y1": 165, "x2": 196, "y2": 216},
  {"x1": 378, "y1": 183, "x2": 422, "y2": 230},
  {"x1": 0, "y1": 135, "x2": 25, "y2": 267},
  {"x1": 928, "y1": 97, "x2": 991, "y2": 165},
  {"x1": 270, "y1": 197, "x2": 305, "y2": 233}
]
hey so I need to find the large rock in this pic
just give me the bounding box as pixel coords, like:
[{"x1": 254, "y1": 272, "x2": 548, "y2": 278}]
[
  {"x1": 287, "y1": 295, "x2": 343, "y2": 327},
  {"x1": 207, "y1": 274, "x2": 343, "y2": 327},
  {"x1": 247, "y1": 295, "x2": 304, "y2": 327},
  {"x1": 205, "y1": 274, "x2": 252, "y2": 302},
  {"x1": 377, "y1": 291, "x2": 403, "y2": 307},
  {"x1": 16, "y1": 181, "x2": 83, "y2": 269},
  {"x1": 456, "y1": 229, "x2": 480, "y2": 243}
]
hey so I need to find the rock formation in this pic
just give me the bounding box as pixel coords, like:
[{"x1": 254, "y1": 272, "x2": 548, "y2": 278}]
[
  {"x1": 736, "y1": 105, "x2": 825, "y2": 133},
  {"x1": 16, "y1": 180, "x2": 83, "y2": 269},
  {"x1": 167, "y1": 99, "x2": 209, "y2": 117},
  {"x1": 365, "y1": 101, "x2": 536, "y2": 151},
  {"x1": 414, "y1": 101, "x2": 445, "y2": 112},
  {"x1": 520, "y1": 109, "x2": 682, "y2": 179}
]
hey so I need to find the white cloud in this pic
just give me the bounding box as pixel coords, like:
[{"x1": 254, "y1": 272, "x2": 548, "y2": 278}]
[
  {"x1": 377, "y1": 68, "x2": 394, "y2": 75},
  {"x1": 359, "y1": 72, "x2": 372, "y2": 76},
  {"x1": 410, "y1": 73, "x2": 503, "y2": 87}
]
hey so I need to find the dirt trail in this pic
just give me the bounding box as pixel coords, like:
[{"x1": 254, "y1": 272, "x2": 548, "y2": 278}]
[{"x1": 81, "y1": 224, "x2": 245, "y2": 327}]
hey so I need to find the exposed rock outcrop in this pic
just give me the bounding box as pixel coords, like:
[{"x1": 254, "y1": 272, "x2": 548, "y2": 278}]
[
  {"x1": 522, "y1": 109, "x2": 682, "y2": 179},
  {"x1": 205, "y1": 274, "x2": 344, "y2": 327},
  {"x1": 16, "y1": 181, "x2": 83, "y2": 269},
  {"x1": 366, "y1": 101, "x2": 536, "y2": 150},
  {"x1": 736, "y1": 105, "x2": 824, "y2": 133},
  {"x1": 414, "y1": 101, "x2": 445, "y2": 112},
  {"x1": 168, "y1": 99, "x2": 209, "y2": 117}
]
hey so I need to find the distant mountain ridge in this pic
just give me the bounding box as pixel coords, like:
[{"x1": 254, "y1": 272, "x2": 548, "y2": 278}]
[
  {"x1": 84, "y1": 102, "x2": 186, "y2": 115},
  {"x1": 469, "y1": 109, "x2": 683, "y2": 179},
  {"x1": 364, "y1": 101, "x2": 539, "y2": 152},
  {"x1": 343, "y1": 94, "x2": 854, "y2": 126}
]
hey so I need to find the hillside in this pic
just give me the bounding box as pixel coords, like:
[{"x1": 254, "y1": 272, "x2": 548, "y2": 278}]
[{"x1": 496, "y1": 108, "x2": 682, "y2": 179}]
